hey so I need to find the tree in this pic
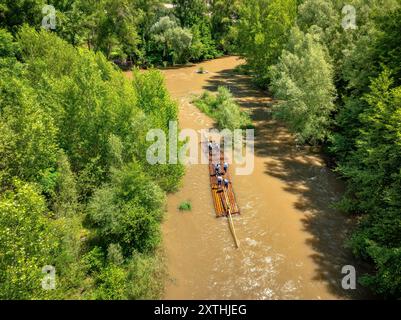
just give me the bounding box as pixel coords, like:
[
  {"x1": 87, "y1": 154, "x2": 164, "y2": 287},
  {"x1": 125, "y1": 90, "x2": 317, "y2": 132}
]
[
  {"x1": 0, "y1": 0, "x2": 44, "y2": 33},
  {"x1": 173, "y1": 0, "x2": 207, "y2": 28},
  {"x1": 235, "y1": 0, "x2": 297, "y2": 86},
  {"x1": 270, "y1": 27, "x2": 336, "y2": 144},
  {"x1": 150, "y1": 16, "x2": 193, "y2": 64},
  {"x1": 339, "y1": 70, "x2": 401, "y2": 298},
  {"x1": 0, "y1": 28, "x2": 18, "y2": 58},
  {"x1": 0, "y1": 65, "x2": 59, "y2": 188},
  {"x1": 52, "y1": 152, "x2": 78, "y2": 218},
  {"x1": 210, "y1": 0, "x2": 240, "y2": 52},
  {"x1": 0, "y1": 181, "x2": 58, "y2": 299},
  {"x1": 190, "y1": 19, "x2": 218, "y2": 61},
  {"x1": 0, "y1": 26, "x2": 183, "y2": 299},
  {"x1": 93, "y1": 0, "x2": 141, "y2": 60},
  {"x1": 87, "y1": 163, "x2": 165, "y2": 255},
  {"x1": 332, "y1": 3, "x2": 401, "y2": 161}
]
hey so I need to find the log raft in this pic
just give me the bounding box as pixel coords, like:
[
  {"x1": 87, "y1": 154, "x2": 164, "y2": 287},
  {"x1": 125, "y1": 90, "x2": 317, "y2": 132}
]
[{"x1": 208, "y1": 149, "x2": 240, "y2": 218}]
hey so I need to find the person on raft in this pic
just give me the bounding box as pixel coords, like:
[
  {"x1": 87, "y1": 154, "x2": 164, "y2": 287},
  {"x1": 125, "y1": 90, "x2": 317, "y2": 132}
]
[
  {"x1": 208, "y1": 141, "x2": 213, "y2": 153},
  {"x1": 223, "y1": 162, "x2": 228, "y2": 173},
  {"x1": 224, "y1": 178, "x2": 229, "y2": 188},
  {"x1": 215, "y1": 163, "x2": 221, "y2": 175},
  {"x1": 217, "y1": 175, "x2": 223, "y2": 187}
]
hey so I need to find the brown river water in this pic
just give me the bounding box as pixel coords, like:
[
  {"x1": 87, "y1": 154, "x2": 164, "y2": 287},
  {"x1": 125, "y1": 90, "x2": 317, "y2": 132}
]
[{"x1": 127, "y1": 56, "x2": 370, "y2": 300}]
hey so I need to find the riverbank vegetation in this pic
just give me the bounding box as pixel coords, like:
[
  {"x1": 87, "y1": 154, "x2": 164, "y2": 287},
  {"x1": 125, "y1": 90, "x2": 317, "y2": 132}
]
[
  {"x1": 194, "y1": 86, "x2": 252, "y2": 130},
  {"x1": 178, "y1": 201, "x2": 192, "y2": 211},
  {"x1": 0, "y1": 0, "x2": 239, "y2": 67},
  {"x1": 233, "y1": 0, "x2": 401, "y2": 298},
  {"x1": 0, "y1": 27, "x2": 183, "y2": 299}
]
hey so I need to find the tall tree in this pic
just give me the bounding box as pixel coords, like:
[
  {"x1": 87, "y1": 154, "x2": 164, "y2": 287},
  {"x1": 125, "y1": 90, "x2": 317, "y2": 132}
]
[
  {"x1": 235, "y1": 0, "x2": 297, "y2": 86},
  {"x1": 270, "y1": 27, "x2": 336, "y2": 144},
  {"x1": 210, "y1": 0, "x2": 239, "y2": 51},
  {"x1": 173, "y1": 0, "x2": 207, "y2": 28}
]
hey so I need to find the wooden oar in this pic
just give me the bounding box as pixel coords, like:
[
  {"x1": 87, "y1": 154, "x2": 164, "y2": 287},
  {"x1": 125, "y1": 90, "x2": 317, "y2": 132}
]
[{"x1": 223, "y1": 187, "x2": 240, "y2": 248}]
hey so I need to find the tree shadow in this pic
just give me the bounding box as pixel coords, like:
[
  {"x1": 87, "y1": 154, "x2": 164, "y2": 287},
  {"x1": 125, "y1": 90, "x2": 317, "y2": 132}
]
[{"x1": 202, "y1": 65, "x2": 374, "y2": 299}]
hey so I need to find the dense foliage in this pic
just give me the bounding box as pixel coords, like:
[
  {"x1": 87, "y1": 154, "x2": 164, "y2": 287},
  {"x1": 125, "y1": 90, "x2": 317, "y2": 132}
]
[
  {"x1": 270, "y1": 26, "x2": 336, "y2": 144},
  {"x1": 0, "y1": 0, "x2": 238, "y2": 67},
  {"x1": 0, "y1": 26, "x2": 183, "y2": 299},
  {"x1": 194, "y1": 86, "x2": 252, "y2": 130},
  {"x1": 233, "y1": 0, "x2": 401, "y2": 298},
  {"x1": 1, "y1": 1, "x2": 212, "y2": 298},
  {"x1": 234, "y1": 0, "x2": 297, "y2": 86}
]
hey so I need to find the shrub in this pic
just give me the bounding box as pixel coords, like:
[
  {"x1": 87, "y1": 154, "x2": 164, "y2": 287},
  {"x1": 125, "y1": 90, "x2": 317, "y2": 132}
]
[
  {"x1": 194, "y1": 86, "x2": 252, "y2": 130},
  {"x1": 178, "y1": 201, "x2": 192, "y2": 211}
]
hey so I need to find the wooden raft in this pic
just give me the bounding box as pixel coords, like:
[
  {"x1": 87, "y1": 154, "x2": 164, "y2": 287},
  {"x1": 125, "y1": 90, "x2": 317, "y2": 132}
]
[{"x1": 208, "y1": 149, "x2": 240, "y2": 218}]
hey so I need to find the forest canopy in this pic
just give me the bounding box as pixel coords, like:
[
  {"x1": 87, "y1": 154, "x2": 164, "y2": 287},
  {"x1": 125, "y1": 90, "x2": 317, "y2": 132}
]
[{"x1": 0, "y1": 25, "x2": 183, "y2": 299}]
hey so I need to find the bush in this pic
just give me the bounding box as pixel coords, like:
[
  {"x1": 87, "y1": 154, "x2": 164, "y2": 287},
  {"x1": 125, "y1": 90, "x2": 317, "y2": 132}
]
[
  {"x1": 87, "y1": 163, "x2": 165, "y2": 255},
  {"x1": 178, "y1": 201, "x2": 192, "y2": 211},
  {"x1": 194, "y1": 86, "x2": 252, "y2": 130},
  {"x1": 93, "y1": 264, "x2": 127, "y2": 300},
  {"x1": 125, "y1": 250, "x2": 166, "y2": 299}
]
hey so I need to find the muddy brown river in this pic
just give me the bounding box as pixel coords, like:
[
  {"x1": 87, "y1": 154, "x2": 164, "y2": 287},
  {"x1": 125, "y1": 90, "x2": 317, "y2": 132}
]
[{"x1": 131, "y1": 56, "x2": 370, "y2": 300}]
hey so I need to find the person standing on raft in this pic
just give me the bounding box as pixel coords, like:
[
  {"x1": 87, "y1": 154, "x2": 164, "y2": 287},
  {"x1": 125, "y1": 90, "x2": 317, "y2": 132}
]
[
  {"x1": 208, "y1": 141, "x2": 213, "y2": 154},
  {"x1": 217, "y1": 175, "x2": 223, "y2": 188},
  {"x1": 224, "y1": 178, "x2": 229, "y2": 188},
  {"x1": 215, "y1": 163, "x2": 221, "y2": 175}
]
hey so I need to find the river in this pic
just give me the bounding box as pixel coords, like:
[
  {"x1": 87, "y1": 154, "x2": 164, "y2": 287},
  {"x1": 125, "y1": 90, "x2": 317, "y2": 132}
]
[{"x1": 134, "y1": 56, "x2": 370, "y2": 300}]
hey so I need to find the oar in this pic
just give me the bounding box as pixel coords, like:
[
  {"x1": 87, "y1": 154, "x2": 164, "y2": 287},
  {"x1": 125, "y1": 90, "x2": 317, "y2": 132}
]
[{"x1": 223, "y1": 188, "x2": 240, "y2": 248}]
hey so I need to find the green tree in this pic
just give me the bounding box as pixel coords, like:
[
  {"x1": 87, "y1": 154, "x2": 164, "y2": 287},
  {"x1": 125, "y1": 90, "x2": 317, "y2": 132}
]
[
  {"x1": 0, "y1": 0, "x2": 44, "y2": 33},
  {"x1": 235, "y1": 0, "x2": 297, "y2": 86},
  {"x1": 270, "y1": 27, "x2": 336, "y2": 144},
  {"x1": 150, "y1": 16, "x2": 193, "y2": 64},
  {"x1": 210, "y1": 0, "x2": 240, "y2": 51},
  {"x1": 0, "y1": 26, "x2": 183, "y2": 299},
  {"x1": 173, "y1": 0, "x2": 207, "y2": 28},
  {"x1": 0, "y1": 181, "x2": 58, "y2": 299},
  {"x1": 0, "y1": 28, "x2": 18, "y2": 58},
  {"x1": 87, "y1": 162, "x2": 165, "y2": 255},
  {"x1": 339, "y1": 70, "x2": 401, "y2": 298},
  {"x1": 0, "y1": 67, "x2": 59, "y2": 188},
  {"x1": 94, "y1": 0, "x2": 141, "y2": 60},
  {"x1": 53, "y1": 152, "x2": 79, "y2": 218},
  {"x1": 93, "y1": 264, "x2": 127, "y2": 299}
]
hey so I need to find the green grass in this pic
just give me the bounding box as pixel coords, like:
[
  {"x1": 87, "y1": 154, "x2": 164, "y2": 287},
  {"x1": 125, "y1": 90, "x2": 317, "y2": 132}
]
[{"x1": 178, "y1": 201, "x2": 192, "y2": 211}]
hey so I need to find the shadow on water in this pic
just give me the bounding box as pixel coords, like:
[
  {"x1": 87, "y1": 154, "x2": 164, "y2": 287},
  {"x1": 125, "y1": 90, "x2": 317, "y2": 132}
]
[{"x1": 202, "y1": 61, "x2": 373, "y2": 299}]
